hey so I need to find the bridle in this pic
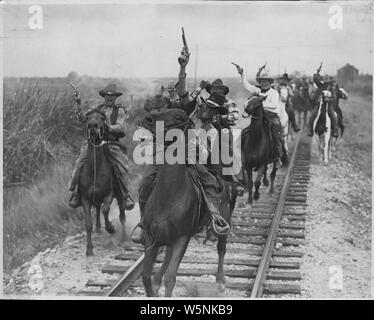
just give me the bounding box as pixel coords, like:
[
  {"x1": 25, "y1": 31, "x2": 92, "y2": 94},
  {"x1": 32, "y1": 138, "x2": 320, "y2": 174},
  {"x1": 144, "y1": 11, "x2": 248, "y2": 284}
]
[{"x1": 86, "y1": 114, "x2": 108, "y2": 204}]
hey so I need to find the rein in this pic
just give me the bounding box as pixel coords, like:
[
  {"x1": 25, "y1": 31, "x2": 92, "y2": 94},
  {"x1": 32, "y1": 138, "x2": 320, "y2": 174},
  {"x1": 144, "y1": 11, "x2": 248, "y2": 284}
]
[{"x1": 87, "y1": 127, "x2": 107, "y2": 204}]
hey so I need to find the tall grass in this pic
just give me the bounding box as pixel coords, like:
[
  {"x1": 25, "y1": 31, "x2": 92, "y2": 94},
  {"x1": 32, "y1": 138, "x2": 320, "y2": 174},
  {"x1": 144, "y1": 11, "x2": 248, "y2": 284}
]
[{"x1": 3, "y1": 81, "x2": 84, "y2": 187}]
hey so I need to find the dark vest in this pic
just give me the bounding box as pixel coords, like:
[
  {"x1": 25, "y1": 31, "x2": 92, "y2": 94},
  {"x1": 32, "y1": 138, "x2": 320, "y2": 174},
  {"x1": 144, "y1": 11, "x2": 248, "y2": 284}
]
[{"x1": 96, "y1": 104, "x2": 125, "y2": 141}]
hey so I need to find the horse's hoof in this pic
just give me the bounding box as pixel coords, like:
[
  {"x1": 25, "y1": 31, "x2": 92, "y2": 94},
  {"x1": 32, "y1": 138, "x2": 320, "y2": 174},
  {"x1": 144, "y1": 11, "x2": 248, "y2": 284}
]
[
  {"x1": 269, "y1": 189, "x2": 274, "y2": 195},
  {"x1": 324, "y1": 161, "x2": 328, "y2": 166},
  {"x1": 217, "y1": 282, "x2": 226, "y2": 292},
  {"x1": 105, "y1": 224, "x2": 115, "y2": 234},
  {"x1": 263, "y1": 179, "x2": 269, "y2": 186},
  {"x1": 247, "y1": 199, "x2": 253, "y2": 205},
  {"x1": 253, "y1": 193, "x2": 260, "y2": 200},
  {"x1": 86, "y1": 250, "x2": 94, "y2": 256}
]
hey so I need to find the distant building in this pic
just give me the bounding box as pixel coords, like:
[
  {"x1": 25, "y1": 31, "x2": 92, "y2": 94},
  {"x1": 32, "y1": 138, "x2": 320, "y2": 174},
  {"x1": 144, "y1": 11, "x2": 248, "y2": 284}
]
[{"x1": 337, "y1": 63, "x2": 359, "y2": 84}]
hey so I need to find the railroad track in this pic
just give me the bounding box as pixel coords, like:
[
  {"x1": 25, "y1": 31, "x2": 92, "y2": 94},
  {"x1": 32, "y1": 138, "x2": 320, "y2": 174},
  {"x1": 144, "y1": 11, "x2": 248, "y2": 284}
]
[{"x1": 81, "y1": 131, "x2": 311, "y2": 298}]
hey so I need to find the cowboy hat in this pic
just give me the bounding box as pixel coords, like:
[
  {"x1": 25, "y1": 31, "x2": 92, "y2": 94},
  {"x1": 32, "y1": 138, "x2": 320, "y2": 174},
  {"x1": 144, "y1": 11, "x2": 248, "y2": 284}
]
[
  {"x1": 201, "y1": 92, "x2": 228, "y2": 115},
  {"x1": 205, "y1": 79, "x2": 230, "y2": 95},
  {"x1": 99, "y1": 83, "x2": 123, "y2": 97},
  {"x1": 279, "y1": 73, "x2": 292, "y2": 82},
  {"x1": 256, "y1": 70, "x2": 274, "y2": 84}
]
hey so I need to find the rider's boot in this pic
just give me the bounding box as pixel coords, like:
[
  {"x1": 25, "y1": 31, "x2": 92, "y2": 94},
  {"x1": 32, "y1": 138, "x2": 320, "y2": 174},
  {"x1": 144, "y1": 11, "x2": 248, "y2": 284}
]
[
  {"x1": 329, "y1": 110, "x2": 339, "y2": 138},
  {"x1": 124, "y1": 195, "x2": 135, "y2": 210},
  {"x1": 281, "y1": 141, "x2": 289, "y2": 166},
  {"x1": 67, "y1": 164, "x2": 82, "y2": 208},
  {"x1": 67, "y1": 176, "x2": 81, "y2": 208},
  {"x1": 275, "y1": 157, "x2": 283, "y2": 169},
  {"x1": 308, "y1": 108, "x2": 318, "y2": 137},
  {"x1": 131, "y1": 221, "x2": 146, "y2": 244},
  {"x1": 68, "y1": 191, "x2": 81, "y2": 209},
  {"x1": 232, "y1": 175, "x2": 245, "y2": 196}
]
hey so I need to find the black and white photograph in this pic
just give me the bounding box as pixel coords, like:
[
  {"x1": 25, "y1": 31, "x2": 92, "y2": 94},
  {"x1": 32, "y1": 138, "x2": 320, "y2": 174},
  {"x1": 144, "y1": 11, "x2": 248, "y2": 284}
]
[{"x1": 1, "y1": 0, "x2": 372, "y2": 300}]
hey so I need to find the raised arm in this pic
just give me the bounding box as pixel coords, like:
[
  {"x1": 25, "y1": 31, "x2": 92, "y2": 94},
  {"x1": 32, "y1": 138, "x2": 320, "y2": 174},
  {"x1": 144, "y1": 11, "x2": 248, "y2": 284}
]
[
  {"x1": 233, "y1": 63, "x2": 260, "y2": 95},
  {"x1": 175, "y1": 46, "x2": 190, "y2": 105},
  {"x1": 71, "y1": 89, "x2": 86, "y2": 123}
]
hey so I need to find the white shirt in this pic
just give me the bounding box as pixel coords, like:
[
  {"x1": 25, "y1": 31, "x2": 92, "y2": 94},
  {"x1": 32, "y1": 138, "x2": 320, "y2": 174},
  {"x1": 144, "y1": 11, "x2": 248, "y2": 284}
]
[{"x1": 241, "y1": 70, "x2": 281, "y2": 116}]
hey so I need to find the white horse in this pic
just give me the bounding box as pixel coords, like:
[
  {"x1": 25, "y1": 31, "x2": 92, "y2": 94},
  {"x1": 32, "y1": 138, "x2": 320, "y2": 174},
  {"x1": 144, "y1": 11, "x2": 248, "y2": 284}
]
[{"x1": 313, "y1": 91, "x2": 333, "y2": 166}]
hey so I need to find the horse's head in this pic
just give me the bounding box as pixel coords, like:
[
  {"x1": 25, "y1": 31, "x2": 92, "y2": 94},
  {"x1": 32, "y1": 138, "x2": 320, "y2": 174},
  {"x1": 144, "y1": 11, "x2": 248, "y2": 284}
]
[
  {"x1": 244, "y1": 95, "x2": 266, "y2": 116},
  {"x1": 85, "y1": 109, "x2": 107, "y2": 144},
  {"x1": 139, "y1": 108, "x2": 190, "y2": 135}
]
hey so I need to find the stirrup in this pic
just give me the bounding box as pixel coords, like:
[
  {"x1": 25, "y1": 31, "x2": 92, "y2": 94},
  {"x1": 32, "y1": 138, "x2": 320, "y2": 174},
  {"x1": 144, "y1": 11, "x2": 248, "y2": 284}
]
[
  {"x1": 130, "y1": 224, "x2": 146, "y2": 244},
  {"x1": 211, "y1": 214, "x2": 230, "y2": 236},
  {"x1": 125, "y1": 197, "x2": 135, "y2": 210}
]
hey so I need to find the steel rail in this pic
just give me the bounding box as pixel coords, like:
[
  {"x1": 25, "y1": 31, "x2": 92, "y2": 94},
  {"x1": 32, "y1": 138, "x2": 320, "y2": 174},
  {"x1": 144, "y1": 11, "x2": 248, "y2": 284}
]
[
  {"x1": 105, "y1": 253, "x2": 144, "y2": 296},
  {"x1": 250, "y1": 130, "x2": 303, "y2": 298}
]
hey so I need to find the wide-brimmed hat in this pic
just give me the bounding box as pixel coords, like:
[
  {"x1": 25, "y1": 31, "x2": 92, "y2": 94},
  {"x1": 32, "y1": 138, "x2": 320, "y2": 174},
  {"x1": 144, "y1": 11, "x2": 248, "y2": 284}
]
[
  {"x1": 201, "y1": 92, "x2": 228, "y2": 115},
  {"x1": 256, "y1": 70, "x2": 274, "y2": 84},
  {"x1": 279, "y1": 73, "x2": 292, "y2": 82},
  {"x1": 99, "y1": 83, "x2": 123, "y2": 97},
  {"x1": 205, "y1": 79, "x2": 230, "y2": 95}
]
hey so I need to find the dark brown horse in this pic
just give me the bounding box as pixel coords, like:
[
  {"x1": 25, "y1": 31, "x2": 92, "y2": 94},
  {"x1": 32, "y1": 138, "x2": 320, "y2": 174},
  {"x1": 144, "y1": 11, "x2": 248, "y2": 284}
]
[
  {"x1": 139, "y1": 108, "x2": 237, "y2": 297},
  {"x1": 292, "y1": 82, "x2": 311, "y2": 128},
  {"x1": 79, "y1": 109, "x2": 126, "y2": 256},
  {"x1": 241, "y1": 96, "x2": 279, "y2": 204}
]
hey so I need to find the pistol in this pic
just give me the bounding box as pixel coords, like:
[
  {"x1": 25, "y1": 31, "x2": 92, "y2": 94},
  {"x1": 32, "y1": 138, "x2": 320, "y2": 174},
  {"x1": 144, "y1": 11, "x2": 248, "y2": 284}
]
[
  {"x1": 231, "y1": 62, "x2": 240, "y2": 68},
  {"x1": 182, "y1": 27, "x2": 189, "y2": 54}
]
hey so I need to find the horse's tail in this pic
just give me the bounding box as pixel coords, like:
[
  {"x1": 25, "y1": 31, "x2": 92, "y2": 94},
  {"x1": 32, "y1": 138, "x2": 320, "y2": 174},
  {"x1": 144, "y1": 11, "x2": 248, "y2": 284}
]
[{"x1": 150, "y1": 220, "x2": 178, "y2": 245}]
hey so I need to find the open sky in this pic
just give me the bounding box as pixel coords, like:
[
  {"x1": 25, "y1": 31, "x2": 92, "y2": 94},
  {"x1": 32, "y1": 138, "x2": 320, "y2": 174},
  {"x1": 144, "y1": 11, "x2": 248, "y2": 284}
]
[{"x1": 3, "y1": 1, "x2": 373, "y2": 78}]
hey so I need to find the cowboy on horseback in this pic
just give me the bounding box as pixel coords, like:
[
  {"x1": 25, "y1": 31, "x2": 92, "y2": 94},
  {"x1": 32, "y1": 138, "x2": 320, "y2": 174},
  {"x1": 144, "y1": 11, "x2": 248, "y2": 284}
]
[
  {"x1": 68, "y1": 83, "x2": 135, "y2": 210},
  {"x1": 330, "y1": 76, "x2": 347, "y2": 136},
  {"x1": 277, "y1": 73, "x2": 300, "y2": 133},
  {"x1": 234, "y1": 63, "x2": 288, "y2": 168},
  {"x1": 131, "y1": 47, "x2": 232, "y2": 244},
  {"x1": 307, "y1": 64, "x2": 339, "y2": 138}
]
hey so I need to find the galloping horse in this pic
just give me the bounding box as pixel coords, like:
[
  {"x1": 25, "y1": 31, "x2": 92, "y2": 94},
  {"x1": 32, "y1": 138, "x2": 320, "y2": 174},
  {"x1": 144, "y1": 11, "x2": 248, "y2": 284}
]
[
  {"x1": 241, "y1": 96, "x2": 279, "y2": 204},
  {"x1": 139, "y1": 108, "x2": 238, "y2": 297},
  {"x1": 292, "y1": 82, "x2": 311, "y2": 129},
  {"x1": 312, "y1": 94, "x2": 333, "y2": 166},
  {"x1": 79, "y1": 109, "x2": 127, "y2": 256}
]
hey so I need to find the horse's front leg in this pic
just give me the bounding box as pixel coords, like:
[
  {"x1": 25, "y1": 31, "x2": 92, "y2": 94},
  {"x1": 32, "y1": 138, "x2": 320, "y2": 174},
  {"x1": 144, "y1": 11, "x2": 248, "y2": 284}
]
[
  {"x1": 324, "y1": 134, "x2": 330, "y2": 166},
  {"x1": 254, "y1": 166, "x2": 265, "y2": 200},
  {"x1": 164, "y1": 236, "x2": 190, "y2": 297},
  {"x1": 245, "y1": 166, "x2": 253, "y2": 204},
  {"x1": 152, "y1": 246, "x2": 173, "y2": 297},
  {"x1": 142, "y1": 239, "x2": 160, "y2": 297},
  {"x1": 82, "y1": 200, "x2": 93, "y2": 256},
  {"x1": 263, "y1": 165, "x2": 269, "y2": 186},
  {"x1": 117, "y1": 197, "x2": 127, "y2": 242},
  {"x1": 269, "y1": 162, "x2": 278, "y2": 195},
  {"x1": 216, "y1": 235, "x2": 227, "y2": 292},
  {"x1": 102, "y1": 195, "x2": 115, "y2": 234},
  {"x1": 95, "y1": 206, "x2": 101, "y2": 233}
]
